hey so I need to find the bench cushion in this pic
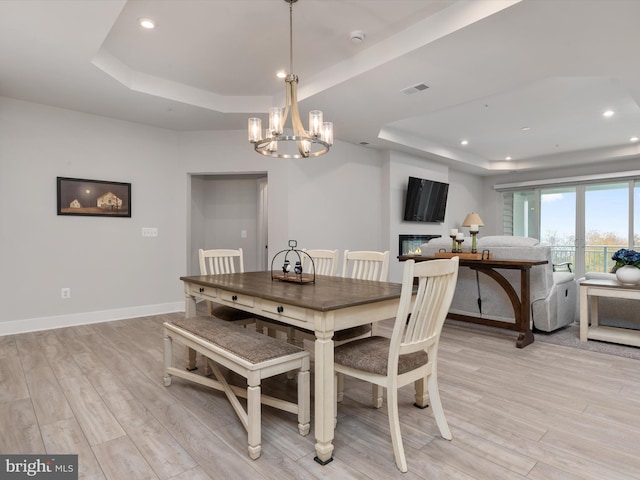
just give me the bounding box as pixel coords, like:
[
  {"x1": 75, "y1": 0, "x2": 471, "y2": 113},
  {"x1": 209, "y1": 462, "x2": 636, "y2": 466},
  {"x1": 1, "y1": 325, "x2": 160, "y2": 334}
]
[{"x1": 168, "y1": 316, "x2": 304, "y2": 364}]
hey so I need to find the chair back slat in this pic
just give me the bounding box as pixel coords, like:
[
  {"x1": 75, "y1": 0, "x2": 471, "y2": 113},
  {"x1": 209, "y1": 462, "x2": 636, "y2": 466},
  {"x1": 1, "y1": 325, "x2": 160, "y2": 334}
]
[
  {"x1": 199, "y1": 248, "x2": 244, "y2": 276},
  {"x1": 342, "y1": 250, "x2": 390, "y2": 282},
  {"x1": 302, "y1": 249, "x2": 339, "y2": 276}
]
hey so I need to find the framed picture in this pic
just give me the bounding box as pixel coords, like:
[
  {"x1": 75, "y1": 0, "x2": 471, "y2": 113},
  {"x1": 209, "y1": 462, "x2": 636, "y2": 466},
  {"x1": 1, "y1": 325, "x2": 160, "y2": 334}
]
[{"x1": 57, "y1": 177, "x2": 131, "y2": 217}]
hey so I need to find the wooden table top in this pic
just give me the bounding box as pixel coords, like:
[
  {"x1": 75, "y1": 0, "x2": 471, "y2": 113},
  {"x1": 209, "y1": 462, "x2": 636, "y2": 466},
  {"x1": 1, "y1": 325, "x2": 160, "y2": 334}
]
[{"x1": 180, "y1": 271, "x2": 404, "y2": 312}]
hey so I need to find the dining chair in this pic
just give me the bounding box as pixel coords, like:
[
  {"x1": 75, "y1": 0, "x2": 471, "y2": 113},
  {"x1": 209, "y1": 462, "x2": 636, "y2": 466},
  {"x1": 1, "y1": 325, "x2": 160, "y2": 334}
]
[
  {"x1": 198, "y1": 248, "x2": 255, "y2": 326},
  {"x1": 335, "y1": 250, "x2": 390, "y2": 403},
  {"x1": 341, "y1": 250, "x2": 390, "y2": 282},
  {"x1": 302, "y1": 248, "x2": 339, "y2": 276},
  {"x1": 333, "y1": 257, "x2": 459, "y2": 472}
]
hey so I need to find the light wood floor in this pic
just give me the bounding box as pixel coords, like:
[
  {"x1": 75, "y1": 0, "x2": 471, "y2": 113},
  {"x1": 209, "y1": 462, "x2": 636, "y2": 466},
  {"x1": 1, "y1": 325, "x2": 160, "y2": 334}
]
[{"x1": 2, "y1": 310, "x2": 640, "y2": 480}]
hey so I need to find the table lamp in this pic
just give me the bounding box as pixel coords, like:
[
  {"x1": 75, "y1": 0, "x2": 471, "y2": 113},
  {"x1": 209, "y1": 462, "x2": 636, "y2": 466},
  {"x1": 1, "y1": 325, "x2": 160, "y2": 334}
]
[{"x1": 462, "y1": 212, "x2": 484, "y2": 253}]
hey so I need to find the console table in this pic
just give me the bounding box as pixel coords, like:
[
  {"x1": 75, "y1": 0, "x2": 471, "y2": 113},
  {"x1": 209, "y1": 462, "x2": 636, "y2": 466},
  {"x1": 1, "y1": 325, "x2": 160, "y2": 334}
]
[
  {"x1": 579, "y1": 278, "x2": 640, "y2": 347},
  {"x1": 399, "y1": 255, "x2": 547, "y2": 348}
]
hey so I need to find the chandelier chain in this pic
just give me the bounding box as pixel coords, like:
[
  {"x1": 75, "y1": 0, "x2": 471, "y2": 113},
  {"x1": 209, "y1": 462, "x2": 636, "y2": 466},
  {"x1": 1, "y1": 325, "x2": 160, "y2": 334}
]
[{"x1": 289, "y1": 0, "x2": 293, "y2": 75}]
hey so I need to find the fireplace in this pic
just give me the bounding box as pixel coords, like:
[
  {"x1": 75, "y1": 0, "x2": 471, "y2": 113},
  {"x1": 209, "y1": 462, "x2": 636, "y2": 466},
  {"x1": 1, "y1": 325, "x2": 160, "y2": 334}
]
[{"x1": 399, "y1": 234, "x2": 441, "y2": 256}]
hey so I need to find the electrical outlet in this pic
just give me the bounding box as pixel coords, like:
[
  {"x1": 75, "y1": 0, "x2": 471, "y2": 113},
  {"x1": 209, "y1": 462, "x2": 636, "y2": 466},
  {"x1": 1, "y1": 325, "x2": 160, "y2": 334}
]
[
  {"x1": 142, "y1": 227, "x2": 158, "y2": 237},
  {"x1": 61, "y1": 288, "x2": 71, "y2": 299},
  {"x1": 241, "y1": 230, "x2": 247, "y2": 238}
]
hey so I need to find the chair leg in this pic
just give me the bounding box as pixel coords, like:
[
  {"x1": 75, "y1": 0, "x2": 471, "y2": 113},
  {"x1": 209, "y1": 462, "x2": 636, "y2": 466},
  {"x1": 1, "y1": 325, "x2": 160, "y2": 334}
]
[
  {"x1": 414, "y1": 377, "x2": 429, "y2": 408},
  {"x1": 386, "y1": 386, "x2": 407, "y2": 473},
  {"x1": 336, "y1": 373, "x2": 345, "y2": 402},
  {"x1": 333, "y1": 373, "x2": 338, "y2": 428},
  {"x1": 298, "y1": 368, "x2": 311, "y2": 436},
  {"x1": 427, "y1": 373, "x2": 452, "y2": 440},
  {"x1": 372, "y1": 384, "x2": 383, "y2": 408},
  {"x1": 286, "y1": 327, "x2": 298, "y2": 380},
  {"x1": 247, "y1": 383, "x2": 262, "y2": 459}
]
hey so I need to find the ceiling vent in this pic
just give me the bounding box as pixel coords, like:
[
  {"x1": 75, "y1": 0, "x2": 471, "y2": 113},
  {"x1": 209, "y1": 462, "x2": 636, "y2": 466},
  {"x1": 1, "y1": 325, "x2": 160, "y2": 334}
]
[{"x1": 401, "y1": 83, "x2": 429, "y2": 95}]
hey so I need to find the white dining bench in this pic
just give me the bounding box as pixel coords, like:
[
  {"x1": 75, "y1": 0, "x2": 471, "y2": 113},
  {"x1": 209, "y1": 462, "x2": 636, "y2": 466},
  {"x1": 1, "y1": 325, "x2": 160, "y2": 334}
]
[{"x1": 163, "y1": 316, "x2": 310, "y2": 459}]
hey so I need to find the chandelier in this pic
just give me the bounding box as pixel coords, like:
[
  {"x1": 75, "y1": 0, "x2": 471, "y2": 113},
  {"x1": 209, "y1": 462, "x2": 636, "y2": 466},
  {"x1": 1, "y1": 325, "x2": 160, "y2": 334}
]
[{"x1": 248, "y1": 0, "x2": 333, "y2": 158}]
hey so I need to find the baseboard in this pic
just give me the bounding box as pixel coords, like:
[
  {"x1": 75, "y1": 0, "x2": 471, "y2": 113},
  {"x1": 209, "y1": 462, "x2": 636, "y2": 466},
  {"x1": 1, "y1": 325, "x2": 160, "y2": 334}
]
[{"x1": 0, "y1": 301, "x2": 184, "y2": 336}]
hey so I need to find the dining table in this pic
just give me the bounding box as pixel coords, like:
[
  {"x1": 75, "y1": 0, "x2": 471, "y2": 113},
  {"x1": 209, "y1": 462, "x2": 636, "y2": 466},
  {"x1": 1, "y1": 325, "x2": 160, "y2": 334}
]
[{"x1": 180, "y1": 271, "x2": 404, "y2": 465}]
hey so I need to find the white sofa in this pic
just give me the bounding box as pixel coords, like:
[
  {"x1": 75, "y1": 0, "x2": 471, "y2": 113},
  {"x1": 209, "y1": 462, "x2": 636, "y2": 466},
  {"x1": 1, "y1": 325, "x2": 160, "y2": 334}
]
[
  {"x1": 420, "y1": 235, "x2": 577, "y2": 332},
  {"x1": 578, "y1": 272, "x2": 639, "y2": 329}
]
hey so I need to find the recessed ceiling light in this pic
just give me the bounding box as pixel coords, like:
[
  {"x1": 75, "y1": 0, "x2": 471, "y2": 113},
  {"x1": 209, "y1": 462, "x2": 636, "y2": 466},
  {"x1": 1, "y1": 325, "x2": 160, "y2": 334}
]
[
  {"x1": 276, "y1": 71, "x2": 287, "y2": 79},
  {"x1": 521, "y1": 126, "x2": 531, "y2": 131},
  {"x1": 603, "y1": 110, "x2": 615, "y2": 118},
  {"x1": 460, "y1": 140, "x2": 469, "y2": 146},
  {"x1": 631, "y1": 136, "x2": 639, "y2": 142},
  {"x1": 138, "y1": 18, "x2": 155, "y2": 29},
  {"x1": 505, "y1": 156, "x2": 512, "y2": 160}
]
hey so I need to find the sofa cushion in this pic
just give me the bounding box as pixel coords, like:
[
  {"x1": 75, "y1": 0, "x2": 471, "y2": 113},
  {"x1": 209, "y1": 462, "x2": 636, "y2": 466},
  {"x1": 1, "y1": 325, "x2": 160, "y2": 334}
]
[{"x1": 477, "y1": 235, "x2": 539, "y2": 248}]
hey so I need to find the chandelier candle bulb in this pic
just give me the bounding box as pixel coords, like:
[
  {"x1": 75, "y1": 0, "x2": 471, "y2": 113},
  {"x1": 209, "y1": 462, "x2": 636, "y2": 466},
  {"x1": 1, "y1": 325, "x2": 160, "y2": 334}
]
[
  {"x1": 269, "y1": 107, "x2": 284, "y2": 135},
  {"x1": 266, "y1": 129, "x2": 277, "y2": 152},
  {"x1": 309, "y1": 110, "x2": 323, "y2": 137},
  {"x1": 248, "y1": 118, "x2": 262, "y2": 142},
  {"x1": 321, "y1": 122, "x2": 333, "y2": 145}
]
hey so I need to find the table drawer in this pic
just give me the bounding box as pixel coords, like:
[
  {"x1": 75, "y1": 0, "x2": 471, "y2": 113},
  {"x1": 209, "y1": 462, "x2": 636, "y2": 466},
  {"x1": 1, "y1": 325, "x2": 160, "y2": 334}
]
[
  {"x1": 189, "y1": 284, "x2": 217, "y2": 299},
  {"x1": 261, "y1": 300, "x2": 308, "y2": 322},
  {"x1": 217, "y1": 289, "x2": 255, "y2": 308}
]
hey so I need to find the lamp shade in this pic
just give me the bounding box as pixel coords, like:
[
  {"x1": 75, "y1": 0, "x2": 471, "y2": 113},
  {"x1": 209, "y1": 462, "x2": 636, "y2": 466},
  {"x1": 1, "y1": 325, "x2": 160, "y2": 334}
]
[{"x1": 462, "y1": 212, "x2": 484, "y2": 227}]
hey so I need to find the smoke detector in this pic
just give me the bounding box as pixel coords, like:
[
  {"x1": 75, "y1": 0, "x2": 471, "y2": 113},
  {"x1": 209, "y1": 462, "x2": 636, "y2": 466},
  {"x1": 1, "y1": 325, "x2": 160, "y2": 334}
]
[{"x1": 349, "y1": 31, "x2": 365, "y2": 44}]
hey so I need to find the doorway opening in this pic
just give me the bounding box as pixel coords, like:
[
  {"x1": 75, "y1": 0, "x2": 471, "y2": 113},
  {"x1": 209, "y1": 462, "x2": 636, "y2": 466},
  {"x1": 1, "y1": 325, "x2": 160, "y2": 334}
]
[{"x1": 188, "y1": 173, "x2": 268, "y2": 275}]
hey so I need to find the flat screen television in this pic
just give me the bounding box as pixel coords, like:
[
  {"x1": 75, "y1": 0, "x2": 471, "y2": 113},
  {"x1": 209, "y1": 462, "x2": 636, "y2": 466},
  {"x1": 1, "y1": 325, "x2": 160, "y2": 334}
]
[{"x1": 403, "y1": 176, "x2": 449, "y2": 223}]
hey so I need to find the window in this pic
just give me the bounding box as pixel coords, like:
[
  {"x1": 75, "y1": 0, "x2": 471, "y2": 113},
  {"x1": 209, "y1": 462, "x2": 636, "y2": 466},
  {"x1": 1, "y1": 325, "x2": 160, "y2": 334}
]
[{"x1": 501, "y1": 177, "x2": 638, "y2": 276}]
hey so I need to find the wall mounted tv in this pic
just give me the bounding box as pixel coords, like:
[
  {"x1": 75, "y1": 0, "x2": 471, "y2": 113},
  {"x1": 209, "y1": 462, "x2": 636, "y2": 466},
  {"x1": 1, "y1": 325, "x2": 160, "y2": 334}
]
[{"x1": 403, "y1": 176, "x2": 449, "y2": 223}]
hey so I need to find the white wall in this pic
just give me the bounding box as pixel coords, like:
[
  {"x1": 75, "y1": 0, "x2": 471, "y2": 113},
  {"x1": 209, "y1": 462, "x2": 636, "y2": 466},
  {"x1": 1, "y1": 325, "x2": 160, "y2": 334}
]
[
  {"x1": 0, "y1": 97, "x2": 185, "y2": 333},
  {"x1": 0, "y1": 97, "x2": 401, "y2": 334},
  {"x1": 386, "y1": 151, "x2": 484, "y2": 282},
  {"x1": 286, "y1": 143, "x2": 386, "y2": 254}
]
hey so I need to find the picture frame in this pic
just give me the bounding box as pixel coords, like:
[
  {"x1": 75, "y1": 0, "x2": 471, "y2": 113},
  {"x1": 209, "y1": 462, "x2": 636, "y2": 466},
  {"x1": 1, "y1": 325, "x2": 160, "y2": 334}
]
[{"x1": 57, "y1": 177, "x2": 131, "y2": 217}]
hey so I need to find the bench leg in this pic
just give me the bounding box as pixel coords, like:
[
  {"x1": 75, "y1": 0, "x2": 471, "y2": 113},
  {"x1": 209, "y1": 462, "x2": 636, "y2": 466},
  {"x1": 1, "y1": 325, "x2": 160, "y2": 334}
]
[
  {"x1": 247, "y1": 383, "x2": 261, "y2": 459},
  {"x1": 163, "y1": 332, "x2": 173, "y2": 386},
  {"x1": 186, "y1": 347, "x2": 197, "y2": 371},
  {"x1": 298, "y1": 368, "x2": 310, "y2": 436}
]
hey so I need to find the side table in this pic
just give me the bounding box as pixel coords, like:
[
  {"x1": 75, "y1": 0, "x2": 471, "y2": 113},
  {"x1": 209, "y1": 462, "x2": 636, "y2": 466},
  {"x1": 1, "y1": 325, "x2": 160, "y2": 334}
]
[{"x1": 579, "y1": 279, "x2": 640, "y2": 347}]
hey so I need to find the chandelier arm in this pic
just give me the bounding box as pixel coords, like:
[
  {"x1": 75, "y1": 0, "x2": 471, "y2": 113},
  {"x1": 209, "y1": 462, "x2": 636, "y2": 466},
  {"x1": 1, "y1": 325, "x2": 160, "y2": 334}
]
[
  {"x1": 289, "y1": 81, "x2": 306, "y2": 137},
  {"x1": 288, "y1": 79, "x2": 309, "y2": 157},
  {"x1": 282, "y1": 82, "x2": 292, "y2": 132}
]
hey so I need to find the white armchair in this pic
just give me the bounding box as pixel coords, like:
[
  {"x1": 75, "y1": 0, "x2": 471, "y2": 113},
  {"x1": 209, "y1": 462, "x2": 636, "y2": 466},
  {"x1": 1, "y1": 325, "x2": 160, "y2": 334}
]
[{"x1": 420, "y1": 235, "x2": 577, "y2": 332}]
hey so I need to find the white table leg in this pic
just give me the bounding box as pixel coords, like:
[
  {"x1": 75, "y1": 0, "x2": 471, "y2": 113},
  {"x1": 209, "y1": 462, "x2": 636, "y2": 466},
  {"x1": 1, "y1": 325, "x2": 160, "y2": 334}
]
[{"x1": 314, "y1": 326, "x2": 335, "y2": 464}]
